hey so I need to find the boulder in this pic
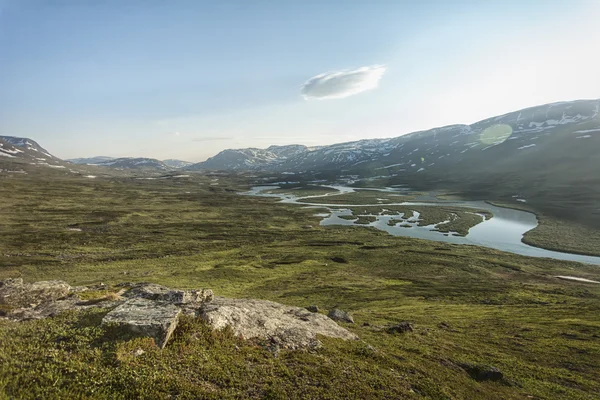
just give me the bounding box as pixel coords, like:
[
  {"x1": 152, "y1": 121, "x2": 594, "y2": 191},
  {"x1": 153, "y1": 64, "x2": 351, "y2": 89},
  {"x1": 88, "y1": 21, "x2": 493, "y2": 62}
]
[
  {"x1": 327, "y1": 309, "x2": 354, "y2": 324},
  {"x1": 387, "y1": 321, "x2": 414, "y2": 334},
  {"x1": 199, "y1": 297, "x2": 358, "y2": 350},
  {"x1": 459, "y1": 363, "x2": 504, "y2": 382},
  {"x1": 124, "y1": 283, "x2": 213, "y2": 304},
  {"x1": 0, "y1": 278, "x2": 71, "y2": 308},
  {"x1": 102, "y1": 298, "x2": 181, "y2": 348},
  {"x1": 306, "y1": 305, "x2": 319, "y2": 313}
]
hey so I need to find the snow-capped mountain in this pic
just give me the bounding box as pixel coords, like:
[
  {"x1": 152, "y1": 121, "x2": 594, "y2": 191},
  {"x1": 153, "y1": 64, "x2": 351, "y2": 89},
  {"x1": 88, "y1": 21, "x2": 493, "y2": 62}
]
[
  {"x1": 68, "y1": 156, "x2": 116, "y2": 165},
  {"x1": 188, "y1": 99, "x2": 600, "y2": 175},
  {"x1": 0, "y1": 135, "x2": 69, "y2": 170},
  {"x1": 91, "y1": 157, "x2": 171, "y2": 170},
  {"x1": 69, "y1": 157, "x2": 192, "y2": 169},
  {"x1": 163, "y1": 159, "x2": 194, "y2": 168},
  {"x1": 188, "y1": 145, "x2": 310, "y2": 170}
]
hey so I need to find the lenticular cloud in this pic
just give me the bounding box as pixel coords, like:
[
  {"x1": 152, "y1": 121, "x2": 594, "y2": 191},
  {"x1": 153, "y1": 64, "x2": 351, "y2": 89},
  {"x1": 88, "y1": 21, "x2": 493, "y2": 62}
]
[{"x1": 300, "y1": 65, "x2": 386, "y2": 100}]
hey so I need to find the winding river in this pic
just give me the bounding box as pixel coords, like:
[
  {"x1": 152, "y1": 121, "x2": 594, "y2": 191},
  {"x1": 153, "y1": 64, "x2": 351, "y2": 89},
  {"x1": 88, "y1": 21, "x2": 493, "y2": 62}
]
[{"x1": 246, "y1": 185, "x2": 600, "y2": 265}]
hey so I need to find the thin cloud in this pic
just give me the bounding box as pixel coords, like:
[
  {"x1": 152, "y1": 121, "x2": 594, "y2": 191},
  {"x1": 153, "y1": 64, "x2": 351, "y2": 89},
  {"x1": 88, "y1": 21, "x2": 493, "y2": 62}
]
[
  {"x1": 191, "y1": 136, "x2": 235, "y2": 142},
  {"x1": 300, "y1": 65, "x2": 386, "y2": 100}
]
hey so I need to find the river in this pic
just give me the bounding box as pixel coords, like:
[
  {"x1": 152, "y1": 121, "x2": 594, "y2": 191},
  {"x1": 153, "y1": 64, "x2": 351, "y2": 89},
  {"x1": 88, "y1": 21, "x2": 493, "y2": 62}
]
[{"x1": 245, "y1": 185, "x2": 600, "y2": 265}]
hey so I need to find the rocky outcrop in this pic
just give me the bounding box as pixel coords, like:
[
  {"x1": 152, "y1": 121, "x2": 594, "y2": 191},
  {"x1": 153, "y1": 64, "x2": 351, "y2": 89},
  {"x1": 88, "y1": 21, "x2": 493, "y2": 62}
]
[
  {"x1": 200, "y1": 297, "x2": 359, "y2": 350},
  {"x1": 327, "y1": 309, "x2": 354, "y2": 324},
  {"x1": 0, "y1": 278, "x2": 71, "y2": 308},
  {"x1": 0, "y1": 279, "x2": 358, "y2": 351},
  {"x1": 102, "y1": 298, "x2": 181, "y2": 349},
  {"x1": 123, "y1": 283, "x2": 213, "y2": 304}
]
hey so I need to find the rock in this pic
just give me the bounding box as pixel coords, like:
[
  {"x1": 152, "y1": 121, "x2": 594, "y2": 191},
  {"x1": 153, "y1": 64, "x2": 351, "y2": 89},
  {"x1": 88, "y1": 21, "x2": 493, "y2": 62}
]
[
  {"x1": 199, "y1": 297, "x2": 358, "y2": 350},
  {"x1": 133, "y1": 349, "x2": 146, "y2": 357},
  {"x1": 70, "y1": 286, "x2": 90, "y2": 293},
  {"x1": 306, "y1": 305, "x2": 319, "y2": 313},
  {"x1": 387, "y1": 321, "x2": 414, "y2": 334},
  {"x1": 124, "y1": 283, "x2": 213, "y2": 305},
  {"x1": 3, "y1": 294, "x2": 123, "y2": 321},
  {"x1": 327, "y1": 309, "x2": 354, "y2": 324},
  {"x1": 0, "y1": 278, "x2": 71, "y2": 308},
  {"x1": 102, "y1": 298, "x2": 181, "y2": 349},
  {"x1": 459, "y1": 363, "x2": 504, "y2": 382},
  {"x1": 301, "y1": 225, "x2": 313, "y2": 229}
]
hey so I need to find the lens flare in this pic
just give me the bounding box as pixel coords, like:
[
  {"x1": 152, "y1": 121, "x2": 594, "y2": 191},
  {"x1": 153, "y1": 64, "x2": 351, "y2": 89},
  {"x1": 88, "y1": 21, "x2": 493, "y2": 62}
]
[{"x1": 479, "y1": 124, "x2": 513, "y2": 145}]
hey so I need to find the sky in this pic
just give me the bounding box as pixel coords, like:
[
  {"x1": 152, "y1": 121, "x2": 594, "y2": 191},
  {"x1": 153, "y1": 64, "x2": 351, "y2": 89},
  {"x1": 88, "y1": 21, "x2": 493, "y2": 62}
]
[{"x1": 1, "y1": 0, "x2": 599, "y2": 162}]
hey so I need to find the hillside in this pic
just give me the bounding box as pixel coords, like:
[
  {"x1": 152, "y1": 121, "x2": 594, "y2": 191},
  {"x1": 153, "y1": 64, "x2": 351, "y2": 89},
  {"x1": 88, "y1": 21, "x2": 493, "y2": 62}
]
[
  {"x1": 69, "y1": 157, "x2": 193, "y2": 169},
  {"x1": 84, "y1": 157, "x2": 171, "y2": 170},
  {"x1": 0, "y1": 135, "x2": 68, "y2": 171},
  {"x1": 189, "y1": 100, "x2": 600, "y2": 174},
  {"x1": 188, "y1": 99, "x2": 600, "y2": 229}
]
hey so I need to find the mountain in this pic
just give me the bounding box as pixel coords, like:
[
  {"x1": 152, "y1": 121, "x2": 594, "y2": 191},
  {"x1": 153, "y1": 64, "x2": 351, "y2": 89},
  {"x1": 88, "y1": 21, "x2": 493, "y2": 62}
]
[
  {"x1": 189, "y1": 100, "x2": 600, "y2": 174},
  {"x1": 67, "y1": 156, "x2": 116, "y2": 165},
  {"x1": 187, "y1": 99, "x2": 600, "y2": 227},
  {"x1": 69, "y1": 157, "x2": 192, "y2": 169},
  {"x1": 0, "y1": 135, "x2": 69, "y2": 170},
  {"x1": 91, "y1": 157, "x2": 171, "y2": 170},
  {"x1": 163, "y1": 159, "x2": 193, "y2": 168},
  {"x1": 187, "y1": 144, "x2": 311, "y2": 171}
]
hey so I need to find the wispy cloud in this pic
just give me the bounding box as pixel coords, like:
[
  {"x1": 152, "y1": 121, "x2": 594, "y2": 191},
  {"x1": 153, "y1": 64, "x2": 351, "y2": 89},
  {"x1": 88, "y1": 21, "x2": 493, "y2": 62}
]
[
  {"x1": 300, "y1": 65, "x2": 386, "y2": 100},
  {"x1": 191, "y1": 136, "x2": 235, "y2": 142}
]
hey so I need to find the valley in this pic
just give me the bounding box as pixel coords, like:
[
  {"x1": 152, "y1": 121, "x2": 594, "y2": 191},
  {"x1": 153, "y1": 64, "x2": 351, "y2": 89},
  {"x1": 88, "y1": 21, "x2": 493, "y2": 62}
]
[
  {"x1": 1, "y1": 98, "x2": 600, "y2": 399},
  {"x1": 1, "y1": 172, "x2": 600, "y2": 399}
]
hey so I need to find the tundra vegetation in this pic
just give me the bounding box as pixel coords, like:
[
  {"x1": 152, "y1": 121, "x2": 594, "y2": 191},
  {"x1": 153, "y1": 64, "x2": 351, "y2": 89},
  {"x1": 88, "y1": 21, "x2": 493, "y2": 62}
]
[{"x1": 0, "y1": 172, "x2": 599, "y2": 399}]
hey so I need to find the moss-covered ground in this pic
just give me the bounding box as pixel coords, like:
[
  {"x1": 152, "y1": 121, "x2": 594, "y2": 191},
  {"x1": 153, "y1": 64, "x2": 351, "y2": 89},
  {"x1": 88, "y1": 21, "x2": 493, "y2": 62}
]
[{"x1": 0, "y1": 173, "x2": 599, "y2": 399}]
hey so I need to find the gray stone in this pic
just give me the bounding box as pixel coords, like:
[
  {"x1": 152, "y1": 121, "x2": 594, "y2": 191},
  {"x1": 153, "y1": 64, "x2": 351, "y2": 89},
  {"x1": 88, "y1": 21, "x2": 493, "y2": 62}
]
[
  {"x1": 3, "y1": 295, "x2": 123, "y2": 321},
  {"x1": 459, "y1": 363, "x2": 504, "y2": 382},
  {"x1": 200, "y1": 297, "x2": 358, "y2": 350},
  {"x1": 124, "y1": 283, "x2": 213, "y2": 305},
  {"x1": 0, "y1": 278, "x2": 71, "y2": 308},
  {"x1": 387, "y1": 321, "x2": 414, "y2": 334},
  {"x1": 306, "y1": 305, "x2": 319, "y2": 313},
  {"x1": 102, "y1": 298, "x2": 181, "y2": 348},
  {"x1": 327, "y1": 309, "x2": 354, "y2": 324}
]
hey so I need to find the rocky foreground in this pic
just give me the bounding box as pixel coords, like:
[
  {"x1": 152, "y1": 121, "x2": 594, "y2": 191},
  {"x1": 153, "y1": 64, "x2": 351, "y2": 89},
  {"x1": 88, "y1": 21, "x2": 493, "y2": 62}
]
[{"x1": 0, "y1": 279, "x2": 358, "y2": 350}]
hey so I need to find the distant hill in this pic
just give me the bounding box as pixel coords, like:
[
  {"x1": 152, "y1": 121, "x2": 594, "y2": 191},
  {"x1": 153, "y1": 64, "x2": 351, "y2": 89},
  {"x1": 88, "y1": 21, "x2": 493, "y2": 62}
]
[
  {"x1": 90, "y1": 157, "x2": 171, "y2": 170},
  {"x1": 67, "y1": 156, "x2": 116, "y2": 165},
  {"x1": 163, "y1": 159, "x2": 193, "y2": 168},
  {"x1": 187, "y1": 145, "x2": 311, "y2": 171},
  {"x1": 0, "y1": 135, "x2": 69, "y2": 171},
  {"x1": 69, "y1": 157, "x2": 192, "y2": 169}
]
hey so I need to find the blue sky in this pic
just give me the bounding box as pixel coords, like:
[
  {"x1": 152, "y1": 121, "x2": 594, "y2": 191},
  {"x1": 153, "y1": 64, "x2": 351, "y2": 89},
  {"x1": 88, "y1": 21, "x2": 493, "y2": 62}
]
[{"x1": 1, "y1": 0, "x2": 599, "y2": 161}]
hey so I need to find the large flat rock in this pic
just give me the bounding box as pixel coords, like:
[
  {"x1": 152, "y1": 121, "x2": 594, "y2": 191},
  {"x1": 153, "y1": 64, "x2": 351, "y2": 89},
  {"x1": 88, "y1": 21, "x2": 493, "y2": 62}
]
[
  {"x1": 199, "y1": 297, "x2": 358, "y2": 350},
  {"x1": 0, "y1": 278, "x2": 71, "y2": 308},
  {"x1": 124, "y1": 283, "x2": 214, "y2": 304},
  {"x1": 102, "y1": 298, "x2": 181, "y2": 348}
]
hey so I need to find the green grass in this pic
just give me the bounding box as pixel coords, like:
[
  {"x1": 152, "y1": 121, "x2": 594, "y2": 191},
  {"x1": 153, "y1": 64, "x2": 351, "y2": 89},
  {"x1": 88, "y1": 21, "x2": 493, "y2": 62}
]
[
  {"x1": 489, "y1": 201, "x2": 600, "y2": 257},
  {"x1": 1, "y1": 173, "x2": 600, "y2": 399},
  {"x1": 331, "y1": 205, "x2": 489, "y2": 236},
  {"x1": 296, "y1": 189, "x2": 414, "y2": 205},
  {"x1": 264, "y1": 184, "x2": 339, "y2": 197}
]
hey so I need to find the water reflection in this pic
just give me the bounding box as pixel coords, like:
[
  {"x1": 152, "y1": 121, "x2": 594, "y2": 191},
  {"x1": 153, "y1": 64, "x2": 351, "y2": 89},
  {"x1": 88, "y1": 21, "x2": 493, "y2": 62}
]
[{"x1": 245, "y1": 185, "x2": 600, "y2": 265}]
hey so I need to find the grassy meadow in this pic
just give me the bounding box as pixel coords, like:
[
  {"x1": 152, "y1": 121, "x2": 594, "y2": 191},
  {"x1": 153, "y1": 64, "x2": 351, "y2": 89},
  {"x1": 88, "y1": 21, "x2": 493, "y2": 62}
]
[{"x1": 0, "y1": 172, "x2": 599, "y2": 399}]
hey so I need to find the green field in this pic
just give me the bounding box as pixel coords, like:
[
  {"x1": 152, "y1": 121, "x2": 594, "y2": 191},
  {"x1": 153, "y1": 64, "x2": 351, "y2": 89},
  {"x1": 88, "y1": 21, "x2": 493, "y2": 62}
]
[{"x1": 1, "y1": 173, "x2": 600, "y2": 399}]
